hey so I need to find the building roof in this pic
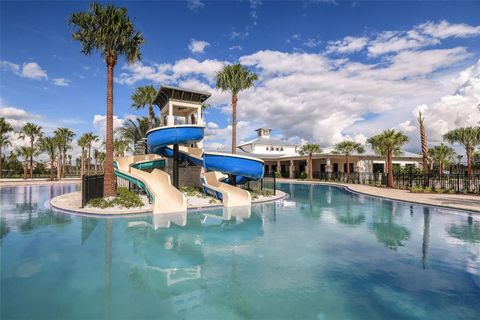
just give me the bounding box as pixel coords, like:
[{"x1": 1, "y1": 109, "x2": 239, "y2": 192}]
[
  {"x1": 153, "y1": 85, "x2": 211, "y2": 110},
  {"x1": 237, "y1": 136, "x2": 297, "y2": 148}
]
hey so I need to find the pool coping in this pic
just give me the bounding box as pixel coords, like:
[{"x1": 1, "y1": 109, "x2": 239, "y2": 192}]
[
  {"x1": 276, "y1": 179, "x2": 480, "y2": 214},
  {"x1": 49, "y1": 190, "x2": 288, "y2": 217}
]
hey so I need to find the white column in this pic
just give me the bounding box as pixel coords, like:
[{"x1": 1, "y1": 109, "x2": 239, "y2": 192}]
[
  {"x1": 289, "y1": 160, "x2": 295, "y2": 179},
  {"x1": 167, "y1": 101, "x2": 174, "y2": 126}
]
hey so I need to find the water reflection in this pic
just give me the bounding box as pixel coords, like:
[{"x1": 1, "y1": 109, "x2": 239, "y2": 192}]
[
  {"x1": 128, "y1": 211, "x2": 187, "y2": 230},
  {"x1": 336, "y1": 202, "x2": 365, "y2": 226},
  {"x1": 447, "y1": 216, "x2": 480, "y2": 243},
  {"x1": 422, "y1": 208, "x2": 431, "y2": 269},
  {"x1": 202, "y1": 205, "x2": 251, "y2": 225},
  {"x1": 370, "y1": 204, "x2": 411, "y2": 250}
]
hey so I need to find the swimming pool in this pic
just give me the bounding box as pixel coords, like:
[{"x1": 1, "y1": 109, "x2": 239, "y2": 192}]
[{"x1": 1, "y1": 183, "x2": 479, "y2": 319}]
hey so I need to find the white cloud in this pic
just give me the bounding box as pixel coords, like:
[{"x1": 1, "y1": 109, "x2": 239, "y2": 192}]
[
  {"x1": 229, "y1": 45, "x2": 243, "y2": 51},
  {"x1": 187, "y1": 0, "x2": 204, "y2": 11},
  {"x1": 188, "y1": 39, "x2": 210, "y2": 54},
  {"x1": 52, "y1": 78, "x2": 71, "y2": 87},
  {"x1": 21, "y1": 62, "x2": 48, "y2": 80},
  {"x1": 1, "y1": 60, "x2": 48, "y2": 80},
  {"x1": 303, "y1": 38, "x2": 321, "y2": 48},
  {"x1": 207, "y1": 122, "x2": 219, "y2": 129},
  {"x1": 418, "y1": 20, "x2": 480, "y2": 39},
  {"x1": 0, "y1": 106, "x2": 41, "y2": 129},
  {"x1": 326, "y1": 36, "x2": 368, "y2": 54},
  {"x1": 368, "y1": 30, "x2": 439, "y2": 56},
  {"x1": 92, "y1": 114, "x2": 125, "y2": 139}
]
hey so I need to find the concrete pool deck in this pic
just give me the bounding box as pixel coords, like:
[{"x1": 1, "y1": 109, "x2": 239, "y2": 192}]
[
  {"x1": 0, "y1": 178, "x2": 81, "y2": 188},
  {"x1": 50, "y1": 190, "x2": 288, "y2": 216},
  {"x1": 277, "y1": 178, "x2": 480, "y2": 213}
]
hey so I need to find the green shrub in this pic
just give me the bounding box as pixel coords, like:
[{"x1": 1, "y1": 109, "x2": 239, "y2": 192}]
[
  {"x1": 410, "y1": 186, "x2": 424, "y2": 193},
  {"x1": 251, "y1": 189, "x2": 273, "y2": 200},
  {"x1": 274, "y1": 171, "x2": 281, "y2": 178},
  {"x1": 87, "y1": 187, "x2": 143, "y2": 209},
  {"x1": 424, "y1": 186, "x2": 433, "y2": 193},
  {"x1": 299, "y1": 171, "x2": 308, "y2": 180},
  {"x1": 180, "y1": 186, "x2": 204, "y2": 197},
  {"x1": 87, "y1": 197, "x2": 112, "y2": 208},
  {"x1": 436, "y1": 188, "x2": 445, "y2": 194}
]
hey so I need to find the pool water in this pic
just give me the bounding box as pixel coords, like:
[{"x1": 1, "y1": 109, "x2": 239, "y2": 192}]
[{"x1": 1, "y1": 183, "x2": 479, "y2": 320}]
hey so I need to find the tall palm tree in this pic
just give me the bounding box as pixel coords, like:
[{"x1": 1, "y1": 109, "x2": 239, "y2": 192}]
[
  {"x1": 78, "y1": 135, "x2": 89, "y2": 177},
  {"x1": 83, "y1": 132, "x2": 99, "y2": 176},
  {"x1": 75, "y1": 157, "x2": 81, "y2": 175},
  {"x1": 418, "y1": 111, "x2": 429, "y2": 186},
  {"x1": 215, "y1": 63, "x2": 258, "y2": 154},
  {"x1": 131, "y1": 85, "x2": 157, "y2": 129},
  {"x1": 38, "y1": 137, "x2": 58, "y2": 180},
  {"x1": 334, "y1": 140, "x2": 365, "y2": 180},
  {"x1": 15, "y1": 146, "x2": 34, "y2": 179},
  {"x1": 19, "y1": 122, "x2": 42, "y2": 179},
  {"x1": 68, "y1": 154, "x2": 73, "y2": 175},
  {"x1": 298, "y1": 144, "x2": 322, "y2": 180},
  {"x1": 0, "y1": 117, "x2": 14, "y2": 179},
  {"x1": 54, "y1": 128, "x2": 75, "y2": 179},
  {"x1": 428, "y1": 143, "x2": 456, "y2": 176},
  {"x1": 367, "y1": 129, "x2": 409, "y2": 188},
  {"x1": 443, "y1": 127, "x2": 480, "y2": 176},
  {"x1": 70, "y1": 3, "x2": 145, "y2": 197}
]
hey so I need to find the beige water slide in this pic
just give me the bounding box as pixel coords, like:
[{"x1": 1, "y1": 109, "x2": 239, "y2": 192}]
[
  {"x1": 176, "y1": 146, "x2": 252, "y2": 207},
  {"x1": 115, "y1": 154, "x2": 187, "y2": 215}
]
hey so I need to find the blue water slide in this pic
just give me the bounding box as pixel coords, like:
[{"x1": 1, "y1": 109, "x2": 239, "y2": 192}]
[
  {"x1": 203, "y1": 152, "x2": 264, "y2": 182},
  {"x1": 146, "y1": 125, "x2": 205, "y2": 154},
  {"x1": 146, "y1": 124, "x2": 264, "y2": 182}
]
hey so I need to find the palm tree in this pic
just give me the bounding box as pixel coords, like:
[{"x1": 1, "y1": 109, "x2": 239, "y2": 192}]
[
  {"x1": 78, "y1": 135, "x2": 89, "y2": 177},
  {"x1": 83, "y1": 132, "x2": 98, "y2": 176},
  {"x1": 15, "y1": 146, "x2": 34, "y2": 179},
  {"x1": 114, "y1": 139, "x2": 130, "y2": 157},
  {"x1": 131, "y1": 85, "x2": 157, "y2": 129},
  {"x1": 0, "y1": 117, "x2": 14, "y2": 179},
  {"x1": 334, "y1": 140, "x2": 365, "y2": 180},
  {"x1": 367, "y1": 129, "x2": 409, "y2": 188},
  {"x1": 215, "y1": 63, "x2": 258, "y2": 154},
  {"x1": 443, "y1": 127, "x2": 480, "y2": 176},
  {"x1": 19, "y1": 122, "x2": 42, "y2": 179},
  {"x1": 98, "y1": 152, "x2": 105, "y2": 172},
  {"x1": 94, "y1": 149, "x2": 99, "y2": 174},
  {"x1": 70, "y1": 3, "x2": 145, "y2": 197},
  {"x1": 418, "y1": 111, "x2": 429, "y2": 186},
  {"x1": 115, "y1": 116, "x2": 151, "y2": 146},
  {"x1": 428, "y1": 144, "x2": 455, "y2": 176},
  {"x1": 298, "y1": 144, "x2": 322, "y2": 180},
  {"x1": 38, "y1": 137, "x2": 58, "y2": 180},
  {"x1": 54, "y1": 128, "x2": 75, "y2": 179},
  {"x1": 75, "y1": 157, "x2": 81, "y2": 175}
]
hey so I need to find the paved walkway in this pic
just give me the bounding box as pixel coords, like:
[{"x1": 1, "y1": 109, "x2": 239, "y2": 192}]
[
  {"x1": 277, "y1": 178, "x2": 480, "y2": 213},
  {"x1": 0, "y1": 178, "x2": 81, "y2": 188}
]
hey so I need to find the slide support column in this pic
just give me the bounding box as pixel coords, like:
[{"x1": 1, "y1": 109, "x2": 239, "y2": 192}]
[{"x1": 173, "y1": 144, "x2": 179, "y2": 188}]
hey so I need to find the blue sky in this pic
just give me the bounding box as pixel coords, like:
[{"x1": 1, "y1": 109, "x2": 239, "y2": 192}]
[{"x1": 1, "y1": 0, "x2": 480, "y2": 155}]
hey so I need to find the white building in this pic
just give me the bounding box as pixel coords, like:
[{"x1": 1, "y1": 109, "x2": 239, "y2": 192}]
[{"x1": 235, "y1": 128, "x2": 422, "y2": 178}]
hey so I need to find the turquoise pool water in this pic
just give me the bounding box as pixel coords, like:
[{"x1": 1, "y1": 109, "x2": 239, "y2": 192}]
[{"x1": 1, "y1": 183, "x2": 479, "y2": 319}]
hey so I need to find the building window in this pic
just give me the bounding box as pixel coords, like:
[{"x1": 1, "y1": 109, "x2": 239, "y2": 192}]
[
  {"x1": 280, "y1": 147, "x2": 284, "y2": 151},
  {"x1": 266, "y1": 147, "x2": 269, "y2": 151}
]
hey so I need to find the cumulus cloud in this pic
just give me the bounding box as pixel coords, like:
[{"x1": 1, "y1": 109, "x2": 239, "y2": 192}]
[
  {"x1": 326, "y1": 36, "x2": 368, "y2": 54},
  {"x1": 188, "y1": 39, "x2": 210, "y2": 54},
  {"x1": 0, "y1": 105, "x2": 41, "y2": 129},
  {"x1": 418, "y1": 20, "x2": 480, "y2": 39},
  {"x1": 1, "y1": 60, "x2": 48, "y2": 80},
  {"x1": 92, "y1": 114, "x2": 125, "y2": 139},
  {"x1": 52, "y1": 78, "x2": 71, "y2": 87}
]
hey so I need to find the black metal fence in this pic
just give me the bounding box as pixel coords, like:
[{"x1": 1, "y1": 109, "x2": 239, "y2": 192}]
[
  {"x1": 238, "y1": 173, "x2": 277, "y2": 195},
  {"x1": 81, "y1": 174, "x2": 104, "y2": 207},
  {"x1": 308, "y1": 172, "x2": 480, "y2": 194}
]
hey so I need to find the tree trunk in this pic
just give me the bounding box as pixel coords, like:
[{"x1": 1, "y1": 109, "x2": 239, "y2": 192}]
[
  {"x1": 95, "y1": 159, "x2": 98, "y2": 174},
  {"x1": 63, "y1": 151, "x2": 67, "y2": 178},
  {"x1": 438, "y1": 161, "x2": 442, "y2": 176},
  {"x1": 231, "y1": 95, "x2": 237, "y2": 154},
  {"x1": 104, "y1": 57, "x2": 117, "y2": 197},
  {"x1": 345, "y1": 154, "x2": 350, "y2": 180},
  {"x1": 23, "y1": 161, "x2": 28, "y2": 179},
  {"x1": 149, "y1": 104, "x2": 153, "y2": 129},
  {"x1": 467, "y1": 147, "x2": 472, "y2": 176},
  {"x1": 50, "y1": 159, "x2": 54, "y2": 181},
  {"x1": 88, "y1": 145, "x2": 91, "y2": 176},
  {"x1": 387, "y1": 146, "x2": 394, "y2": 188},
  {"x1": 81, "y1": 148, "x2": 85, "y2": 177},
  {"x1": 30, "y1": 139, "x2": 34, "y2": 179},
  {"x1": 57, "y1": 154, "x2": 62, "y2": 181},
  {"x1": 309, "y1": 154, "x2": 313, "y2": 180},
  {"x1": 0, "y1": 147, "x2": 3, "y2": 179}
]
